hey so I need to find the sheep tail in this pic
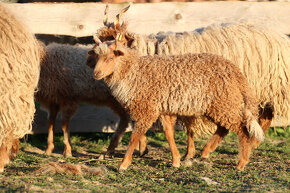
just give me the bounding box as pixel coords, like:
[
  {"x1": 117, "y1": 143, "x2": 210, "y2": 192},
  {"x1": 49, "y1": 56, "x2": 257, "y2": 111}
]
[{"x1": 243, "y1": 110, "x2": 265, "y2": 142}]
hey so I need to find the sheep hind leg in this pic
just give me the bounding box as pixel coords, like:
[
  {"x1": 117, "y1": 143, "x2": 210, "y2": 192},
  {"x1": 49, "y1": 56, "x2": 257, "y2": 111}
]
[
  {"x1": 201, "y1": 126, "x2": 229, "y2": 160},
  {"x1": 179, "y1": 127, "x2": 196, "y2": 167},
  {"x1": 45, "y1": 104, "x2": 59, "y2": 155},
  {"x1": 160, "y1": 115, "x2": 181, "y2": 168},
  {"x1": 100, "y1": 115, "x2": 131, "y2": 160},
  {"x1": 104, "y1": 100, "x2": 148, "y2": 158},
  {"x1": 237, "y1": 127, "x2": 252, "y2": 171},
  {"x1": 183, "y1": 126, "x2": 195, "y2": 160},
  {"x1": 61, "y1": 106, "x2": 77, "y2": 158},
  {"x1": 182, "y1": 116, "x2": 198, "y2": 161},
  {"x1": 249, "y1": 105, "x2": 273, "y2": 150}
]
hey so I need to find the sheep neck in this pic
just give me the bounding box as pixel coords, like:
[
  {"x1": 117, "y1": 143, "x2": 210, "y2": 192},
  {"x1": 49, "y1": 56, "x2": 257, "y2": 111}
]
[{"x1": 103, "y1": 49, "x2": 139, "y2": 108}]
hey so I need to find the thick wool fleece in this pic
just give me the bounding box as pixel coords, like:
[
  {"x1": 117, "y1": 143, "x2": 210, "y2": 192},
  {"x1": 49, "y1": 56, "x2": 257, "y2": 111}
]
[
  {"x1": 36, "y1": 43, "x2": 117, "y2": 111},
  {"x1": 97, "y1": 22, "x2": 290, "y2": 127},
  {"x1": 0, "y1": 3, "x2": 40, "y2": 146},
  {"x1": 98, "y1": 45, "x2": 262, "y2": 140},
  {"x1": 36, "y1": 43, "x2": 130, "y2": 157}
]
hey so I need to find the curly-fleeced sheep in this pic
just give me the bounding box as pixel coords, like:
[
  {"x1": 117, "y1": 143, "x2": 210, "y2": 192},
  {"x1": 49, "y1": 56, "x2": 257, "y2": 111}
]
[
  {"x1": 90, "y1": 40, "x2": 265, "y2": 171},
  {"x1": 36, "y1": 42, "x2": 130, "y2": 157},
  {"x1": 0, "y1": 3, "x2": 40, "y2": 172},
  {"x1": 94, "y1": 14, "x2": 289, "y2": 160}
]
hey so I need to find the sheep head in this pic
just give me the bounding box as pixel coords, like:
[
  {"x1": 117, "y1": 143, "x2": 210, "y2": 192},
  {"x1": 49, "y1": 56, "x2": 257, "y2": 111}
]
[
  {"x1": 89, "y1": 39, "x2": 124, "y2": 80},
  {"x1": 86, "y1": 33, "x2": 127, "y2": 71},
  {"x1": 87, "y1": 4, "x2": 131, "y2": 70}
]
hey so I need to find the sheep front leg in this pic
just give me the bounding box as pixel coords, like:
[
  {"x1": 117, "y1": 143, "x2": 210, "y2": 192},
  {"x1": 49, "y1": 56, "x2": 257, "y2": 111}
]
[
  {"x1": 201, "y1": 126, "x2": 229, "y2": 159},
  {"x1": 61, "y1": 107, "x2": 77, "y2": 158},
  {"x1": 160, "y1": 115, "x2": 181, "y2": 168},
  {"x1": 119, "y1": 131, "x2": 144, "y2": 171},
  {"x1": 45, "y1": 104, "x2": 59, "y2": 155},
  {"x1": 119, "y1": 123, "x2": 151, "y2": 171},
  {"x1": 9, "y1": 138, "x2": 19, "y2": 160},
  {"x1": 184, "y1": 126, "x2": 195, "y2": 161},
  {"x1": 0, "y1": 143, "x2": 9, "y2": 173},
  {"x1": 0, "y1": 135, "x2": 18, "y2": 173},
  {"x1": 119, "y1": 117, "x2": 155, "y2": 171}
]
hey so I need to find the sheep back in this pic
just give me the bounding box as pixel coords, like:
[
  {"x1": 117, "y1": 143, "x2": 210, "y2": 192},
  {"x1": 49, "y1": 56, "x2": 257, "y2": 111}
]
[
  {"x1": 158, "y1": 23, "x2": 290, "y2": 123},
  {"x1": 36, "y1": 43, "x2": 113, "y2": 109},
  {"x1": 108, "y1": 50, "x2": 258, "y2": 134}
]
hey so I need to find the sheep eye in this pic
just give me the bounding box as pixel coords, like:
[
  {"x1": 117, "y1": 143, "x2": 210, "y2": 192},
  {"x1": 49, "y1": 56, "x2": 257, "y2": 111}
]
[{"x1": 109, "y1": 57, "x2": 113, "y2": 61}]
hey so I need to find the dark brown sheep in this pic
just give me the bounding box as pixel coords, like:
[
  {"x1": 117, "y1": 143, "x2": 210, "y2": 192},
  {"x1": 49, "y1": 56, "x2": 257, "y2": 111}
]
[{"x1": 36, "y1": 43, "x2": 130, "y2": 157}]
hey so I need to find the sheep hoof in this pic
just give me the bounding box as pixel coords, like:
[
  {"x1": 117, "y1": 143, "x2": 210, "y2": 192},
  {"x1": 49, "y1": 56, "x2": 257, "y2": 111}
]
[
  {"x1": 172, "y1": 162, "x2": 181, "y2": 168},
  {"x1": 44, "y1": 150, "x2": 52, "y2": 156},
  {"x1": 63, "y1": 152, "x2": 72, "y2": 158},
  {"x1": 236, "y1": 164, "x2": 245, "y2": 171},
  {"x1": 237, "y1": 159, "x2": 247, "y2": 171},
  {"x1": 236, "y1": 166, "x2": 245, "y2": 171},
  {"x1": 118, "y1": 164, "x2": 129, "y2": 171},
  {"x1": 200, "y1": 157, "x2": 208, "y2": 162},
  {"x1": 139, "y1": 147, "x2": 149, "y2": 157},
  {"x1": 118, "y1": 160, "x2": 132, "y2": 171}
]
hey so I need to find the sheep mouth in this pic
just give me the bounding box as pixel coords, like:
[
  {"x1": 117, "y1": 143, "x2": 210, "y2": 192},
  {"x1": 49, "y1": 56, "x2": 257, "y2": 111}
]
[{"x1": 94, "y1": 72, "x2": 104, "y2": 80}]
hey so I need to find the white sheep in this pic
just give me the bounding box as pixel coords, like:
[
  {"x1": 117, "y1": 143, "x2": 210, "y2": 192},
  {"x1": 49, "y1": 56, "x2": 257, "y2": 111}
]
[{"x1": 0, "y1": 3, "x2": 40, "y2": 172}]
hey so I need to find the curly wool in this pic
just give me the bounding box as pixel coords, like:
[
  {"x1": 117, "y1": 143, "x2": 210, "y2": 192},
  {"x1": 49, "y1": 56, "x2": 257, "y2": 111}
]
[
  {"x1": 97, "y1": 22, "x2": 290, "y2": 135},
  {"x1": 94, "y1": 43, "x2": 112, "y2": 56},
  {"x1": 99, "y1": 45, "x2": 263, "y2": 140},
  {"x1": 0, "y1": 3, "x2": 40, "y2": 146},
  {"x1": 157, "y1": 23, "x2": 290, "y2": 124},
  {"x1": 36, "y1": 43, "x2": 116, "y2": 110}
]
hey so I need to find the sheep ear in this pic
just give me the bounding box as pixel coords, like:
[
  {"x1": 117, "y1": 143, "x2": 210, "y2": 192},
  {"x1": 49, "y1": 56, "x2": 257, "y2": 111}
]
[
  {"x1": 113, "y1": 50, "x2": 124, "y2": 57},
  {"x1": 88, "y1": 50, "x2": 95, "y2": 56},
  {"x1": 93, "y1": 34, "x2": 102, "y2": 45}
]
